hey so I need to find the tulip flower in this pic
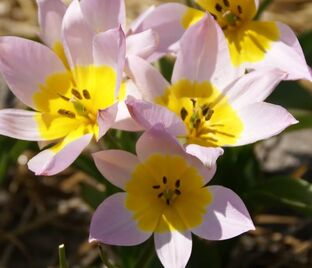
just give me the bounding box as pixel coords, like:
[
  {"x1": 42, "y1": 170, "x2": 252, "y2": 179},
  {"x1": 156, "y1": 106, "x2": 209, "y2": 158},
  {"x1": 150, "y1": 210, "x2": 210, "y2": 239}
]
[
  {"x1": 90, "y1": 125, "x2": 254, "y2": 268},
  {"x1": 126, "y1": 15, "x2": 297, "y2": 162},
  {"x1": 139, "y1": 0, "x2": 312, "y2": 80},
  {"x1": 0, "y1": 0, "x2": 126, "y2": 175}
]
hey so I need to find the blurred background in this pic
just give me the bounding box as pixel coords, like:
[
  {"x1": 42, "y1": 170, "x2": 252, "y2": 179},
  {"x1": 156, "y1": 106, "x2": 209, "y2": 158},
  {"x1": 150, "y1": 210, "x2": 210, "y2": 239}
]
[{"x1": 0, "y1": 0, "x2": 311, "y2": 267}]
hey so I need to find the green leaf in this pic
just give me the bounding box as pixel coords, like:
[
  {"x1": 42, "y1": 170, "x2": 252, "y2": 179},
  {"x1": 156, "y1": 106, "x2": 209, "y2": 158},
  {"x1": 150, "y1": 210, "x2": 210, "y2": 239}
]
[
  {"x1": 247, "y1": 176, "x2": 312, "y2": 215},
  {"x1": 255, "y1": 0, "x2": 273, "y2": 20},
  {"x1": 299, "y1": 31, "x2": 312, "y2": 66}
]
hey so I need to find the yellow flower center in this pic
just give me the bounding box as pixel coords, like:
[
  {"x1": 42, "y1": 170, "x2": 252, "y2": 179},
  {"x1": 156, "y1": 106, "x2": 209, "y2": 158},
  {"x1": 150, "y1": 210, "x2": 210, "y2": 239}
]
[
  {"x1": 33, "y1": 65, "x2": 124, "y2": 150},
  {"x1": 155, "y1": 79, "x2": 243, "y2": 147},
  {"x1": 125, "y1": 154, "x2": 212, "y2": 233},
  {"x1": 183, "y1": 1, "x2": 280, "y2": 66}
]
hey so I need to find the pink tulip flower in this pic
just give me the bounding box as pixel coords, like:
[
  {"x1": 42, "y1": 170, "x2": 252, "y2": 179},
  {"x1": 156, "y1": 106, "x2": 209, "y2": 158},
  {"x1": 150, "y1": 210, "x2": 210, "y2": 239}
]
[
  {"x1": 90, "y1": 125, "x2": 255, "y2": 268},
  {"x1": 0, "y1": 0, "x2": 126, "y2": 175},
  {"x1": 126, "y1": 15, "x2": 298, "y2": 163},
  {"x1": 137, "y1": 0, "x2": 312, "y2": 80}
]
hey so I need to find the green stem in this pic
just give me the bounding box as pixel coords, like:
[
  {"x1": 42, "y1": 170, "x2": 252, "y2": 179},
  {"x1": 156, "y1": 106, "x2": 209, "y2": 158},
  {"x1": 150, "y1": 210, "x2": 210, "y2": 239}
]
[
  {"x1": 58, "y1": 244, "x2": 68, "y2": 268},
  {"x1": 134, "y1": 240, "x2": 155, "y2": 268},
  {"x1": 98, "y1": 245, "x2": 117, "y2": 268},
  {"x1": 255, "y1": 0, "x2": 273, "y2": 20}
]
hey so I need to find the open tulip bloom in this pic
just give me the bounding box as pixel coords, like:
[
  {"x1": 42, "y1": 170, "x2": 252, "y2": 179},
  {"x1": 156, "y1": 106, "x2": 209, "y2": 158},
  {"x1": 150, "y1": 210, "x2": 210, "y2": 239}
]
[
  {"x1": 90, "y1": 126, "x2": 255, "y2": 268},
  {"x1": 139, "y1": 0, "x2": 312, "y2": 81},
  {"x1": 0, "y1": 0, "x2": 128, "y2": 176},
  {"x1": 126, "y1": 14, "x2": 298, "y2": 162}
]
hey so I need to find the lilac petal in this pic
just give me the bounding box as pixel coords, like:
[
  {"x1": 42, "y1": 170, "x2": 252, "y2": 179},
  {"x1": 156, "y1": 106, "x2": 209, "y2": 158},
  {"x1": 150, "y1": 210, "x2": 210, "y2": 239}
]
[
  {"x1": 172, "y1": 14, "x2": 242, "y2": 89},
  {"x1": 126, "y1": 29, "x2": 159, "y2": 59},
  {"x1": 252, "y1": 22, "x2": 312, "y2": 81},
  {"x1": 154, "y1": 231, "x2": 192, "y2": 268},
  {"x1": 126, "y1": 97, "x2": 186, "y2": 137},
  {"x1": 185, "y1": 145, "x2": 224, "y2": 184},
  {"x1": 0, "y1": 109, "x2": 43, "y2": 141},
  {"x1": 112, "y1": 101, "x2": 143, "y2": 131},
  {"x1": 130, "y1": 3, "x2": 189, "y2": 62},
  {"x1": 37, "y1": 0, "x2": 67, "y2": 47},
  {"x1": 97, "y1": 103, "x2": 118, "y2": 141},
  {"x1": 80, "y1": 0, "x2": 125, "y2": 32},
  {"x1": 62, "y1": 0, "x2": 94, "y2": 68},
  {"x1": 126, "y1": 55, "x2": 170, "y2": 101},
  {"x1": 223, "y1": 69, "x2": 286, "y2": 110},
  {"x1": 236, "y1": 102, "x2": 298, "y2": 146},
  {"x1": 93, "y1": 27, "x2": 126, "y2": 95},
  {"x1": 92, "y1": 150, "x2": 139, "y2": 190},
  {"x1": 0, "y1": 37, "x2": 65, "y2": 108},
  {"x1": 192, "y1": 186, "x2": 255, "y2": 240},
  {"x1": 89, "y1": 193, "x2": 152, "y2": 246},
  {"x1": 136, "y1": 124, "x2": 185, "y2": 162},
  {"x1": 28, "y1": 134, "x2": 92, "y2": 176}
]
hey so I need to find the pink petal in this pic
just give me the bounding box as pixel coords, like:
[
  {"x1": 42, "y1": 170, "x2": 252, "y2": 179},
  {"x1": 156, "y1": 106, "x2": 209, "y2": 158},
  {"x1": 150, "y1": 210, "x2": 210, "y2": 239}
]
[
  {"x1": 93, "y1": 27, "x2": 126, "y2": 95},
  {"x1": 126, "y1": 55, "x2": 170, "y2": 101},
  {"x1": 0, "y1": 37, "x2": 65, "y2": 108},
  {"x1": 126, "y1": 97, "x2": 186, "y2": 137},
  {"x1": 130, "y1": 3, "x2": 189, "y2": 62},
  {"x1": 37, "y1": 0, "x2": 67, "y2": 47},
  {"x1": 185, "y1": 145, "x2": 224, "y2": 184},
  {"x1": 126, "y1": 29, "x2": 159, "y2": 59},
  {"x1": 172, "y1": 14, "x2": 242, "y2": 89},
  {"x1": 89, "y1": 193, "x2": 152, "y2": 245},
  {"x1": 0, "y1": 109, "x2": 42, "y2": 141},
  {"x1": 112, "y1": 101, "x2": 143, "y2": 131},
  {"x1": 80, "y1": 0, "x2": 125, "y2": 32},
  {"x1": 235, "y1": 102, "x2": 298, "y2": 146},
  {"x1": 192, "y1": 186, "x2": 255, "y2": 240},
  {"x1": 154, "y1": 231, "x2": 192, "y2": 268},
  {"x1": 253, "y1": 22, "x2": 312, "y2": 81},
  {"x1": 62, "y1": 0, "x2": 94, "y2": 68},
  {"x1": 92, "y1": 150, "x2": 139, "y2": 190},
  {"x1": 28, "y1": 134, "x2": 92, "y2": 176},
  {"x1": 224, "y1": 69, "x2": 286, "y2": 110},
  {"x1": 136, "y1": 124, "x2": 185, "y2": 162},
  {"x1": 97, "y1": 103, "x2": 118, "y2": 140}
]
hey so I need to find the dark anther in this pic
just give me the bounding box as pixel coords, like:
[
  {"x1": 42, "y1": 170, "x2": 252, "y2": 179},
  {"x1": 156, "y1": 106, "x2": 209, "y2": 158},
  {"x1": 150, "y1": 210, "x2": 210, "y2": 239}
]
[
  {"x1": 166, "y1": 199, "x2": 170, "y2": 205},
  {"x1": 59, "y1": 94, "x2": 70, "y2": 101},
  {"x1": 237, "y1": 5, "x2": 242, "y2": 14},
  {"x1": 71, "y1": 88, "x2": 83, "y2": 100},
  {"x1": 152, "y1": 185, "x2": 160, "y2": 189},
  {"x1": 175, "y1": 179, "x2": 180, "y2": 188},
  {"x1": 201, "y1": 104, "x2": 210, "y2": 116},
  {"x1": 180, "y1": 107, "x2": 188, "y2": 121},
  {"x1": 162, "y1": 176, "x2": 167, "y2": 184},
  {"x1": 158, "y1": 193, "x2": 164, "y2": 198},
  {"x1": 175, "y1": 189, "x2": 181, "y2": 195},
  {"x1": 82, "y1": 89, "x2": 91, "y2": 99},
  {"x1": 194, "y1": 118, "x2": 201, "y2": 129},
  {"x1": 223, "y1": 0, "x2": 230, "y2": 7},
  {"x1": 57, "y1": 109, "x2": 76, "y2": 119},
  {"x1": 205, "y1": 110, "x2": 214, "y2": 121},
  {"x1": 215, "y1": 3, "x2": 222, "y2": 12},
  {"x1": 190, "y1": 98, "x2": 196, "y2": 108}
]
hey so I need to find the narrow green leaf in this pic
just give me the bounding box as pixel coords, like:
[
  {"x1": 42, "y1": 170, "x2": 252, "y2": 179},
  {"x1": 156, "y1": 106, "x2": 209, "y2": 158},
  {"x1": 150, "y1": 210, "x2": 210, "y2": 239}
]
[{"x1": 58, "y1": 244, "x2": 68, "y2": 268}]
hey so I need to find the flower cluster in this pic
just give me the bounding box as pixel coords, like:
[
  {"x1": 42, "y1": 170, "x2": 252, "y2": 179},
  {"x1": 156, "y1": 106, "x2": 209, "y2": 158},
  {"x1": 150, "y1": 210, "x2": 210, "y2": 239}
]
[{"x1": 0, "y1": 0, "x2": 311, "y2": 267}]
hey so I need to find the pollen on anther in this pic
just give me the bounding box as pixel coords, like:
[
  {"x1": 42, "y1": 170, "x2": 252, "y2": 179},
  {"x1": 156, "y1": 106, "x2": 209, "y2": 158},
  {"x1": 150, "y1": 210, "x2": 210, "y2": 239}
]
[
  {"x1": 175, "y1": 189, "x2": 181, "y2": 195},
  {"x1": 215, "y1": 3, "x2": 223, "y2": 12},
  {"x1": 180, "y1": 107, "x2": 188, "y2": 121},
  {"x1": 162, "y1": 176, "x2": 167, "y2": 184},
  {"x1": 57, "y1": 109, "x2": 76, "y2": 119},
  {"x1": 175, "y1": 179, "x2": 180, "y2": 188},
  {"x1": 153, "y1": 185, "x2": 160, "y2": 189},
  {"x1": 223, "y1": 0, "x2": 230, "y2": 7},
  {"x1": 237, "y1": 5, "x2": 242, "y2": 14},
  {"x1": 71, "y1": 88, "x2": 83, "y2": 100},
  {"x1": 158, "y1": 193, "x2": 164, "y2": 198},
  {"x1": 83, "y1": 89, "x2": 91, "y2": 99}
]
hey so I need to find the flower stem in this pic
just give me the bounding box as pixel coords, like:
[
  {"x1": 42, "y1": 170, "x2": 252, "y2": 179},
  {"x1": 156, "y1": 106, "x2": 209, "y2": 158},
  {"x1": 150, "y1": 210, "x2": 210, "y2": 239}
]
[
  {"x1": 98, "y1": 244, "x2": 117, "y2": 268},
  {"x1": 58, "y1": 244, "x2": 68, "y2": 268}
]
